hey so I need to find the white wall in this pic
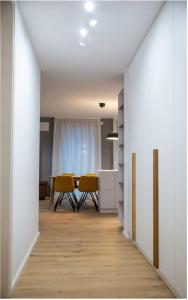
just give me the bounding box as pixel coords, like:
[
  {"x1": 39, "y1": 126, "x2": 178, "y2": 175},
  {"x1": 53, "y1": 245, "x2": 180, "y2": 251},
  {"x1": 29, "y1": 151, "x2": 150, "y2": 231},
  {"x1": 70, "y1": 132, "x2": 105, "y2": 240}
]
[
  {"x1": 173, "y1": 2, "x2": 187, "y2": 295},
  {"x1": 1, "y1": 2, "x2": 14, "y2": 297},
  {"x1": 124, "y1": 1, "x2": 186, "y2": 298},
  {"x1": 11, "y1": 4, "x2": 40, "y2": 286},
  {"x1": 0, "y1": 2, "x2": 2, "y2": 295}
]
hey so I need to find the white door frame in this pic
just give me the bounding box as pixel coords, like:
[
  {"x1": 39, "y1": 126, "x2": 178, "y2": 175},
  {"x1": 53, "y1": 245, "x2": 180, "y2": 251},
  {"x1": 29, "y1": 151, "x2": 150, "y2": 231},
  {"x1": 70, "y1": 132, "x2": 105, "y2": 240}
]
[{"x1": 1, "y1": 1, "x2": 14, "y2": 297}]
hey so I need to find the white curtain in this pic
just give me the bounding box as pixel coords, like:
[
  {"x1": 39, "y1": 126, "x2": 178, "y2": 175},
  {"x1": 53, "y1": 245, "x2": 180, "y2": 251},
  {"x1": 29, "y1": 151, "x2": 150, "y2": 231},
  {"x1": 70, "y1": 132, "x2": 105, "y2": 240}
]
[{"x1": 52, "y1": 119, "x2": 101, "y2": 176}]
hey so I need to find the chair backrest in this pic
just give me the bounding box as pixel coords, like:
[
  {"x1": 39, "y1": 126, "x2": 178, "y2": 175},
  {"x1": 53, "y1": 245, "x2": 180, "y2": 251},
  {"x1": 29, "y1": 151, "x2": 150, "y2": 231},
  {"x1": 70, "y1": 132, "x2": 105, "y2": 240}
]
[
  {"x1": 62, "y1": 173, "x2": 75, "y2": 176},
  {"x1": 86, "y1": 173, "x2": 97, "y2": 176},
  {"x1": 54, "y1": 176, "x2": 74, "y2": 193},
  {"x1": 78, "y1": 176, "x2": 98, "y2": 192}
]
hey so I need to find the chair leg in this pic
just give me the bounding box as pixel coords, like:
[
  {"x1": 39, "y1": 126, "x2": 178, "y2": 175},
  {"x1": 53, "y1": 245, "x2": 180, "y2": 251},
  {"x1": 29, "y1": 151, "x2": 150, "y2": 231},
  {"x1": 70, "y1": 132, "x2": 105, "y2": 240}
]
[
  {"x1": 90, "y1": 192, "x2": 99, "y2": 211},
  {"x1": 78, "y1": 192, "x2": 88, "y2": 211},
  {"x1": 54, "y1": 194, "x2": 61, "y2": 212},
  {"x1": 59, "y1": 193, "x2": 65, "y2": 206},
  {"x1": 67, "y1": 193, "x2": 75, "y2": 212},
  {"x1": 81, "y1": 192, "x2": 88, "y2": 209},
  {"x1": 95, "y1": 192, "x2": 99, "y2": 202},
  {"x1": 64, "y1": 193, "x2": 69, "y2": 201},
  {"x1": 72, "y1": 192, "x2": 79, "y2": 207},
  {"x1": 87, "y1": 193, "x2": 93, "y2": 201},
  {"x1": 77, "y1": 192, "x2": 85, "y2": 210}
]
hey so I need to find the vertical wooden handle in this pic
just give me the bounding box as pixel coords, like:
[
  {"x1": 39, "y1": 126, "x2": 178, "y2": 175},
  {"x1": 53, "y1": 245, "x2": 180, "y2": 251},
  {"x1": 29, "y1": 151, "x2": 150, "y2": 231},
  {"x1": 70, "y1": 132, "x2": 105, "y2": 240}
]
[
  {"x1": 153, "y1": 149, "x2": 159, "y2": 268},
  {"x1": 132, "y1": 153, "x2": 136, "y2": 241}
]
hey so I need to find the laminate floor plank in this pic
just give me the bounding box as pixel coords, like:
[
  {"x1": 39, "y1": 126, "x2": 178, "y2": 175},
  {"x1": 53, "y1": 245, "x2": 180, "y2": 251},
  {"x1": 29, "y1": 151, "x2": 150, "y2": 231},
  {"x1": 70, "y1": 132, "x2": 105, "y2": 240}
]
[{"x1": 12, "y1": 201, "x2": 174, "y2": 298}]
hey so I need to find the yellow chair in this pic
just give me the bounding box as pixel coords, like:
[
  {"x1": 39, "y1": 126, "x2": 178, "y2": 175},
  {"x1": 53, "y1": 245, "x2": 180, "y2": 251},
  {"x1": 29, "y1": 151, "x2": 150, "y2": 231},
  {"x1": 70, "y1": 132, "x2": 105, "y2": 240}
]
[
  {"x1": 86, "y1": 173, "x2": 97, "y2": 176},
  {"x1": 53, "y1": 176, "x2": 77, "y2": 212},
  {"x1": 62, "y1": 173, "x2": 75, "y2": 176},
  {"x1": 77, "y1": 176, "x2": 98, "y2": 211},
  {"x1": 62, "y1": 173, "x2": 79, "y2": 188}
]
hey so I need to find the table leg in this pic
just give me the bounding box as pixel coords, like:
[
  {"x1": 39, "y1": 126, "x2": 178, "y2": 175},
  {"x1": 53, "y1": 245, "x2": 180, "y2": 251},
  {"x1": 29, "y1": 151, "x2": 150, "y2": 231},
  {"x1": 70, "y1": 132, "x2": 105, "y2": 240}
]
[{"x1": 49, "y1": 177, "x2": 55, "y2": 209}]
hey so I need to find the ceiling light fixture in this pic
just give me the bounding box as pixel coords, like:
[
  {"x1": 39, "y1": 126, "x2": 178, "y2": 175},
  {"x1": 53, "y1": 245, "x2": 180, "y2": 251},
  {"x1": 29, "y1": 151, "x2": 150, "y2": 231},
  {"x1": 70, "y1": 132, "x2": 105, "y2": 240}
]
[
  {"x1": 99, "y1": 102, "x2": 105, "y2": 108},
  {"x1": 84, "y1": 1, "x2": 95, "y2": 12},
  {"x1": 106, "y1": 132, "x2": 118, "y2": 140},
  {"x1": 80, "y1": 28, "x2": 88, "y2": 37},
  {"x1": 79, "y1": 41, "x2": 86, "y2": 47},
  {"x1": 106, "y1": 111, "x2": 119, "y2": 141},
  {"x1": 89, "y1": 19, "x2": 98, "y2": 27}
]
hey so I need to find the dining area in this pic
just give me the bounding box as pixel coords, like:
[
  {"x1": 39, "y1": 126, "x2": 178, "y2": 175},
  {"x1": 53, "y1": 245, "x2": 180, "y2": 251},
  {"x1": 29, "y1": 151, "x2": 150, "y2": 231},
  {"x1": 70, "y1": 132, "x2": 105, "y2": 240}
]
[
  {"x1": 40, "y1": 118, "x2": 118, "y2": 215},
  {"x1": 49, "y1": 173, "x2": 99, "y2": 212}
]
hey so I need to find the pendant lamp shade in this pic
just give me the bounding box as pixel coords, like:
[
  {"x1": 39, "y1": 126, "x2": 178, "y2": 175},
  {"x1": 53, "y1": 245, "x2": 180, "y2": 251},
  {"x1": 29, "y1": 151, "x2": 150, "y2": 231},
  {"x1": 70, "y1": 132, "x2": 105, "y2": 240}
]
[{"x1": 106, "y1": 131, "x2": 118, "y2": 140}]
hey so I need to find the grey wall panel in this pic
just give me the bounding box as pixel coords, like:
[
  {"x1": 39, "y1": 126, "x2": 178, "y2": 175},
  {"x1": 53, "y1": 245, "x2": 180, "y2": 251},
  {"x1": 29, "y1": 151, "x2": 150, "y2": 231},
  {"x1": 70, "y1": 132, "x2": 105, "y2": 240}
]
[
  {"x1": 39, "y1": 117, "x2": 54, "y2": 191},
  {"x1": 101, "y1": 119, "x2": 113, "y2": 170}
]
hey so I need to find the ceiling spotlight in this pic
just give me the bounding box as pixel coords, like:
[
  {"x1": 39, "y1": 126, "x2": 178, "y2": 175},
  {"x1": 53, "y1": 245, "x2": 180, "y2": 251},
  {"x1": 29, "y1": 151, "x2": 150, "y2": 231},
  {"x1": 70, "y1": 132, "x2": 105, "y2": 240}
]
[
  {"x1": 79, "y1": 41, "x2": 86, "y2": 47},
  {"x1": 80, "y1": 28, "x2": 88, "y2": 37},
  {"x1": 99, "y1": 102, "x2": 105, "y2": 108},
  {"x1": 84, "y1": 1, "x2": 95, "y2": 12},
  {"x1": 89, "y1": 19, "x2": 98, "y2": 27}
]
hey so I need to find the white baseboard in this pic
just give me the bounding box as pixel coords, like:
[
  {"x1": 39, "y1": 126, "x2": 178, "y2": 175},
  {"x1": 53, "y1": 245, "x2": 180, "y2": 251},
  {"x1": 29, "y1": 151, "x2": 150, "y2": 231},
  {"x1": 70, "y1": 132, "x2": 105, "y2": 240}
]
[
  {"x1": 131, "y1": 240, "x2": 179, "y2": 298},
  {"x1": 99, "y1": 209, "x2": 117, "y2": 213},
  {"x1": 156, "y1": 269, "x2": 180, "y2": 298},
  {"x1": 133, "y1": 240, "x2": 153, "y2": 265},
  {"x1": 123, "y1": 228, "x2": 130, "y2": 239},
  {"x1": 11, "y1": 231, "x2": 40, "y2": 291}
]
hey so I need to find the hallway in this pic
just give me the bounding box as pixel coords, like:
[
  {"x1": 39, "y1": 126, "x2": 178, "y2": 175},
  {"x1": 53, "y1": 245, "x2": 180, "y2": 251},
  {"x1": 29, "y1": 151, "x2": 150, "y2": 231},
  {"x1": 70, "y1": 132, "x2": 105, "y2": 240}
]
[{"x1": 12, "y1": 201, "x2": 174, "y2": 298}]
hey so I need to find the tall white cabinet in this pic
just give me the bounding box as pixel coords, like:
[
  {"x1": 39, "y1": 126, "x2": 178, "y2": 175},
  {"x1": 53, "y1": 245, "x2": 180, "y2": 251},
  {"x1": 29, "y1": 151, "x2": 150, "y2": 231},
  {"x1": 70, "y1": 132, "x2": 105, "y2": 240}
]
[
  {"x1": 124, "y1": 2, "x2": 186, "y2": 297},
  {"x1": 117, "y1": 89, "x2": 124, "y2": 227}
]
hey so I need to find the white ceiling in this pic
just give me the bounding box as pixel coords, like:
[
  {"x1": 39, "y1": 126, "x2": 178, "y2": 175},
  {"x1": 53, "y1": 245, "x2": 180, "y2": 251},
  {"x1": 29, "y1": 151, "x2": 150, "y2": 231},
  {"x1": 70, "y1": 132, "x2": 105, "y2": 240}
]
[{"x1": 19, "y1": 1, "x2": 163, "y2": 118}]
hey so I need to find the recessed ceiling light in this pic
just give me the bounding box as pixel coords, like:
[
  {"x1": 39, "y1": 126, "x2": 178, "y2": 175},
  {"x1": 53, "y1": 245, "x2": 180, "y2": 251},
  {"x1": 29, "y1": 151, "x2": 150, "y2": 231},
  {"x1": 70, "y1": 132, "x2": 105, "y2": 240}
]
[
  {"x1": 84, "y1": 2, "x2": 95, "y2": 12},
  {"x1": 89, "y1": 19, "x2": 98, "y2": 27},
  {"x1": 80, "y1": 28, "x2": 88, "y2": 37},
  {"x1": 79, "y1": 41, "x2": 86, "y2": 47}
]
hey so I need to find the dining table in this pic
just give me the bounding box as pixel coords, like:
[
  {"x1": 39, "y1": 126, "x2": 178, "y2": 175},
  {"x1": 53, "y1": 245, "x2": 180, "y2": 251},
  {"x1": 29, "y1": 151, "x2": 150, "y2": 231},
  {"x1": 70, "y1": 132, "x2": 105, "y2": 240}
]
[{"x1": 49, "y1": 175, "x2": 80, "y2": 209}]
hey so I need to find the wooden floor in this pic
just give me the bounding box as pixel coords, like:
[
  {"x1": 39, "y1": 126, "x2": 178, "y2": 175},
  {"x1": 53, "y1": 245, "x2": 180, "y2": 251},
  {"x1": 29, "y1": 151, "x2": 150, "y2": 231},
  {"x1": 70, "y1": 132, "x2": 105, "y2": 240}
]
[{"x1": 12, "y1": 200, "x2": 174, "y2": 298}]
